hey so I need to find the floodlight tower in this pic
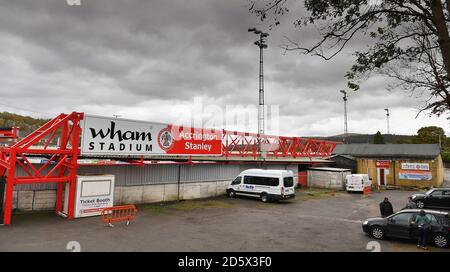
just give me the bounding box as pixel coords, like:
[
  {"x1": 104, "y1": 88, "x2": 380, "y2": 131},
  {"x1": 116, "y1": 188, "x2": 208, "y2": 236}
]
[
  {"x1": 384, "y1": 108, "x2": 390, "y2": 134},
  {"x1": 340, "y1": 90, "x2": 348, "y2": 143},
  {"x1": 248, "y1": 27, "x2": 269, "y2": 160}
]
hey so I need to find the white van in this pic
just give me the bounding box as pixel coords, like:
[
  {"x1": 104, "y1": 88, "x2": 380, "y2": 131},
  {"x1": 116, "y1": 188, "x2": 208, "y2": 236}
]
[
  {"x1": 226, "y1": 169, "x2": 296, "y2": 202},
  {"x1": 346, "y1": 174, "x2": 371, "y2": 192}
]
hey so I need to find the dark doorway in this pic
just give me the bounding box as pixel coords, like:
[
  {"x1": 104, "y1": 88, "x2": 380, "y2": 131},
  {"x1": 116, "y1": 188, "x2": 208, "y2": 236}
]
[{"x1": 379, "y1": 169, "x2": 385, "y2": 186}]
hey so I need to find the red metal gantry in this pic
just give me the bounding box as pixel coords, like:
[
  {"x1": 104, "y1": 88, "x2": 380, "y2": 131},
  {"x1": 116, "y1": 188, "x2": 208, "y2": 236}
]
[
  {"x1": 222, "y1": 130, "x2": 338, "y2": 160},
  {"x1": 0, "y1": 112, "x2": 339, "y2": 225},
  {"x1": 0, "y1": 112, "x2": 83, "y2": 225}
]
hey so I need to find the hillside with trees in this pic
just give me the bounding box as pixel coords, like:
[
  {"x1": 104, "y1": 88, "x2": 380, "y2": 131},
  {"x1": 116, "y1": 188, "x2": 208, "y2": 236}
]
[{"x1": 0, "y1": 112, "x2": 48, "y2": 136}]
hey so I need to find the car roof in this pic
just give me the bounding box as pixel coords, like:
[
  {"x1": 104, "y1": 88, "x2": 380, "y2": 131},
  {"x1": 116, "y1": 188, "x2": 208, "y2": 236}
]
[{"x1": 398, "y1": 209, "x2": 449, "y2": 216}]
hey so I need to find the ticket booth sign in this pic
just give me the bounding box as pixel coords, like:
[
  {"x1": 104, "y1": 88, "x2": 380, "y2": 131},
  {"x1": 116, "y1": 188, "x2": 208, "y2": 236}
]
[
  {"x1": 62, "y1": 175, "x2": 115, "y2": 218},
  {"x1": 376, "y1": 160, "x2": 390, "y2": 169}
]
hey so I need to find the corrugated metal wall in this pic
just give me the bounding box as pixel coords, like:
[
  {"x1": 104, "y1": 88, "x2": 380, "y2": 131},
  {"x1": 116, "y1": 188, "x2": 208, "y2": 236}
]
[{"x1": 13, "y1": 163, "x2": 299, "y2": 190}]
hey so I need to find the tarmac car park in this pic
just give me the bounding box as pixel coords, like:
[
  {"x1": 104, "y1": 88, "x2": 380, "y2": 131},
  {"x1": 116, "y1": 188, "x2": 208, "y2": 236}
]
[{"x1": 1, "y1": 186, "x2": 449, "y2": 252}]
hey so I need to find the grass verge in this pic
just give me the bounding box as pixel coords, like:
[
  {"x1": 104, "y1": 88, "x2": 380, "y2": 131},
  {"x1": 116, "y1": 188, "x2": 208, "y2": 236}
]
[{"x1": 138, "y1": 197, "x2": 232, "y2": 214}]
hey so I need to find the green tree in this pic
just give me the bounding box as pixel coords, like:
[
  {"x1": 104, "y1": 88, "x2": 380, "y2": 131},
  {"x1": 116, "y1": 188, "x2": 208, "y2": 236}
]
[
  {"x1": 373, "y1": 131, "x2": 385, "y2": 144},
  {"x1": 250, "y1": 0, "x2": 450, "y2": 116},
  {"x1": 414, "y1": 126, "x2": 446, "y2": 144}
]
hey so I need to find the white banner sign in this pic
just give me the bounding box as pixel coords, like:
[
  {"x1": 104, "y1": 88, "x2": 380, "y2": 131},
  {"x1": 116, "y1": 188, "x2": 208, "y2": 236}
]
[
  {"x1": 399, "y1": 170, "x2": 432, "y2": 181},
  {"x1": 401, "y1": 163, "x2": 430, "y2": 171},
  {"x1": 80, "y1": 114, "x2": 222, "y2": 156}
]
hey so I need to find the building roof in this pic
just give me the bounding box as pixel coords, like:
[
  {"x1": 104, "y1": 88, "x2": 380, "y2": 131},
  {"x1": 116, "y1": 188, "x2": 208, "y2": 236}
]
[
  {"x1": 332, "y1": 144, "x2": 441, "y2": 159},
  {"x1": 330, "y1": 154, "x2": 355, "y2": 161},
  {"x1": 307, "y1": 167, "x2": 352, "y2": 172}
]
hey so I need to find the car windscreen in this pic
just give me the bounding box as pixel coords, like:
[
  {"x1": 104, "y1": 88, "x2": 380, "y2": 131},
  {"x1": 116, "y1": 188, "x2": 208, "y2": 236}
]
[
  {"x1": 231, "y1": 176, "x2": 241, "y2": 185},
  {"x1": 425, "y1": 189, "x2": 435, "y2": 195},
  {"x1": 283, "y1": 177, "x2": 294, "y2": 187}
]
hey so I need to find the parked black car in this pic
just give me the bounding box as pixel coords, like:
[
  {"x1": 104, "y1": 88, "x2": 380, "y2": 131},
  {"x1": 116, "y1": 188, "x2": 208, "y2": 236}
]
[
  {"x1": 362, "y1": 209, "x2": 450, "y2": 248},
  {"x1": 411, "y1": 188, "x2": 450, "y2": 209}
]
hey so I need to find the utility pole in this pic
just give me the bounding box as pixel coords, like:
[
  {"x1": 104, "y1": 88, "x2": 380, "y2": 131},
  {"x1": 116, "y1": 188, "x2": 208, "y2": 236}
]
[
  {"x1": 384, "y1": 108, "x2": 390, "y2": 135},
  {"x1": 248, "y1": 27, "x2": 269, "y2": 160},
  {"x1": 340, "y1": 90, "x2": 348, "y2": 144}
]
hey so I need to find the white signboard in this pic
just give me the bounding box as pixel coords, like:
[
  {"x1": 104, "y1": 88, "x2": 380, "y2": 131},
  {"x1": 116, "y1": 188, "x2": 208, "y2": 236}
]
[
  {"x1": 401, "y1": 163, "x2": 430, "y2": 171},
  {"x1": 63, "y1": 175, "x2": 115, "y2": 218},
  {"x1": 80, "y1": 114, "x2": 222, "y2": 156}
]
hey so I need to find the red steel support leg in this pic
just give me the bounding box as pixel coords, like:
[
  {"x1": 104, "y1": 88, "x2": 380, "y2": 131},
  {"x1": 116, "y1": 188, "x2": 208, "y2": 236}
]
[
  {"x1": 55, "y1": 183, "x2": 64, "y2": 214},
  {"x1": 67, "y1": 179, "x2": 76, "y2": 219},
  {"x1": 3, "y1": 152, "x2": 16, "y2": 225},
  {"x1": 3, "y1": 179, "x2": 14, "y2": 225},
  {"x1": 55, "y1": 121, "x2": 68, "y2": 215},
  {"x1": 67, "y1": 117, "x2": 81, "y2": 220}
]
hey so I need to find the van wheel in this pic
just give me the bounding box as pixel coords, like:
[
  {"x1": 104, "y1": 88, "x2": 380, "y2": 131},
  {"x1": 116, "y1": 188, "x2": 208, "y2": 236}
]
[
  {"x1": 433, "y1": 234, "x2": 449, "y2": 248},
  {"x1": 370, "y1": 226, "x2": 385, "y2": 240},
  {"x1": 260, "y1": 193, "x2": 269, "y2": 203},
  {"x1": 227, "y1": 189, "x2": 236, "y2": 198}
]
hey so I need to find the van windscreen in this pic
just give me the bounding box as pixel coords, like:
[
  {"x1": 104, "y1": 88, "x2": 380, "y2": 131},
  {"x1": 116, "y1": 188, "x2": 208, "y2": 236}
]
[{"x1": 283, "y1": 177, "x2": 294, "y2": 187}]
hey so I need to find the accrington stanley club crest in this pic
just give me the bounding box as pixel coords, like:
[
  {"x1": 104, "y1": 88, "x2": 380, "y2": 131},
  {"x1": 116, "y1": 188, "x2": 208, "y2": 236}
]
[{"x1": 157, "y1": 128, "x2": 174, "y2": 151}]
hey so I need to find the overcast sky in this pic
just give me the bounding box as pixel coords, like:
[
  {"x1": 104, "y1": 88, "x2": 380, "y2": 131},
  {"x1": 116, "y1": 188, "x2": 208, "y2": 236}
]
[{"x1": 0, "y1": 0, "x2": 449, "y2": 137}]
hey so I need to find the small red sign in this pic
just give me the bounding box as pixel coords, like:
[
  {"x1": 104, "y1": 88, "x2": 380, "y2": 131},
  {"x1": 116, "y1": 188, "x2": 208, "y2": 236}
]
[{"x1": 376, "y1": 160, "x2": 390, "y2": 168}]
